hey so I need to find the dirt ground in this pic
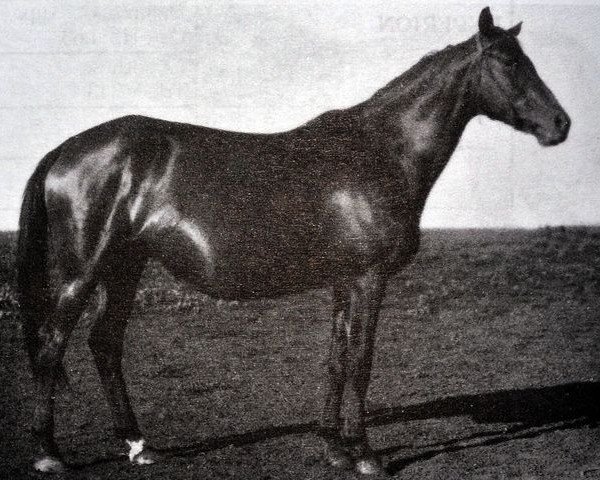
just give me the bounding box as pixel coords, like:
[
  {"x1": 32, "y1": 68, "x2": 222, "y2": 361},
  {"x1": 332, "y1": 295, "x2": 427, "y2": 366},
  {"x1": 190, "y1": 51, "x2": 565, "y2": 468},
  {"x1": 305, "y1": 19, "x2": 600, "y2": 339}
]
[{"x1": 1, "y1": 228, "x2": 599, "y2": 479}]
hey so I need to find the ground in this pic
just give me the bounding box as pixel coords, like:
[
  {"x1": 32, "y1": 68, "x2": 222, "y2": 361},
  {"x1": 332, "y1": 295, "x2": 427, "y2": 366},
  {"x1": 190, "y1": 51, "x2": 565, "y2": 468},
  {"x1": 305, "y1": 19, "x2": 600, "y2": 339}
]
[{"x1": 0, "y1": 228, "x2": 599, "y2": 479}]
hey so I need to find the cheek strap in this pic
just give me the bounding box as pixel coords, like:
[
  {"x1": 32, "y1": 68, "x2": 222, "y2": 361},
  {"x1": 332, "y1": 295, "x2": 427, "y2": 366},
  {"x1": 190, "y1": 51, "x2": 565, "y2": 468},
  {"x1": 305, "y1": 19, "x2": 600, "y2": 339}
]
[{"x1": 476, "y1": 33, "x2": 484, "y2": 54}]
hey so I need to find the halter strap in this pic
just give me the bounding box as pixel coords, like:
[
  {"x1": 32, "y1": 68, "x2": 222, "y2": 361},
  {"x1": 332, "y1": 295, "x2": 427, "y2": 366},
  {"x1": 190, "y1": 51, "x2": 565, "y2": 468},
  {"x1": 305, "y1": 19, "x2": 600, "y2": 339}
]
[
  {"x1": 474, "y1": 35, "x2": 524, "y2": 121},
  {"x1": 475, "y1": 33, "x2": 485, "y2": 54}
]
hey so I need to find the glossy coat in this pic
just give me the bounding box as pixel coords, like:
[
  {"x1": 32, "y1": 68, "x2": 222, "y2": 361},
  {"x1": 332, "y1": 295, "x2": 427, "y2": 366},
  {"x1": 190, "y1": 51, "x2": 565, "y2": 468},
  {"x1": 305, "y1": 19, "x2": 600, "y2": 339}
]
[{"x1": 16, "y1": 8, "x2": 570, "y2": 474}]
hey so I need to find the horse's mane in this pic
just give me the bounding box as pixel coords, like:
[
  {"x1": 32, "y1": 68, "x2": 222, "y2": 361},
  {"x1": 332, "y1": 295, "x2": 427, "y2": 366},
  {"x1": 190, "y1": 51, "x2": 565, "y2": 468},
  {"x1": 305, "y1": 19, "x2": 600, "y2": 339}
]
[
  {"x1": 300, "y1": 37, "x2": 476, "y2": 134},
  {"x1": 370, "y1": 37, "x2": 476, "y2": 100}
]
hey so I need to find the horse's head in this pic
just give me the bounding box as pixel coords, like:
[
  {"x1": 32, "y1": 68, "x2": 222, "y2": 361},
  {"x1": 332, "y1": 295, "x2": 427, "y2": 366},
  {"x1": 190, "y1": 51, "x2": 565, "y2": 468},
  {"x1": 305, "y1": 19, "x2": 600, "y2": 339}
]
[{"x1": 476, "y1": 7, "x2": 570, "y2": 146}]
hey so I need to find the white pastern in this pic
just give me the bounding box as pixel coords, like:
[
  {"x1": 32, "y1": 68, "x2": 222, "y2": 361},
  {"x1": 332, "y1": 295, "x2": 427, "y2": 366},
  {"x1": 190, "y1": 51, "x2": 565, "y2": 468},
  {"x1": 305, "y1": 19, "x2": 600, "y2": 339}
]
[
  {"x1": 126, "y1": 438, "x2": 146, "y2": 462},
  {"x1": 134, "y1": 454, "x2": 156, "y2": 465},
  {"x1": 133, "y1": 455, "x2": 156, "y2": 465},
  {"x1": 355, "y1": 459, "x2": 382, "y2": 475},
  {"x1": 33, "y1": 456, "x2": 65, "y2": 473}
]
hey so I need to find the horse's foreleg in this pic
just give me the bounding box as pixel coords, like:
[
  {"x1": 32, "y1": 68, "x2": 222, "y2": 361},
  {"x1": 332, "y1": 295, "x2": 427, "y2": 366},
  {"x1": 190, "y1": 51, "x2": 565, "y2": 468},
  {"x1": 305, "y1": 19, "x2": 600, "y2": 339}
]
[
  {"x1": 32, "y1": 278, "x2": 94, "y2": 473},
  {"x1": 321, "y1": 284, "x2": 352, "y2": 469},
  {"x1": 88, "y1": 258, "x2": 160, "y2": 466},
  {"x1": 343, "y1": 270, "x2": 387, "y2": 475}
]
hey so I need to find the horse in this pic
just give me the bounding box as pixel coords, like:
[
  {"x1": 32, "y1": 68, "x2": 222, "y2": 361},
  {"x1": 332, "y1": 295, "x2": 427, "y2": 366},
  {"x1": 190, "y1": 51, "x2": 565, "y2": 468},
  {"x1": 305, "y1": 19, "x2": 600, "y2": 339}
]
[{"x1": 16, "y1": 7, "x2": 570, "y2": 475}]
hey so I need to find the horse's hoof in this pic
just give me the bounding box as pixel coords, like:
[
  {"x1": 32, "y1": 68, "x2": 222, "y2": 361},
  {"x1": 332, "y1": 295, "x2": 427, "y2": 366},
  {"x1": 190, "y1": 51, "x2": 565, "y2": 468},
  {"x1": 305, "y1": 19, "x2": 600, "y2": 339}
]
[
  {"x1": 126, "y1": 439, "x2": 162, "y2": 465},
  {"x1": 33, "y1": 455, "x2": 66, "y2": 473},
  {"x1": 324, "y1": 446, "x2": 353, "y2": 470},
  {"x1": 355, "y1": 456, "x2": 385, "y2": 475},
  {"x1": 131, "y1": 448, "x2": 162, "y2": 465}
]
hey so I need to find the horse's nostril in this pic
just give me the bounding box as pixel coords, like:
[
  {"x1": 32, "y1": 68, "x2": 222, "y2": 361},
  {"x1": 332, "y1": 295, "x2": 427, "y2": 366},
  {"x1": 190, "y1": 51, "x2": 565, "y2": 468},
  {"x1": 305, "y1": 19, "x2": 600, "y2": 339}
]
[{"x1": 555, "y1": 113, "x2": 571, "y2": 132}]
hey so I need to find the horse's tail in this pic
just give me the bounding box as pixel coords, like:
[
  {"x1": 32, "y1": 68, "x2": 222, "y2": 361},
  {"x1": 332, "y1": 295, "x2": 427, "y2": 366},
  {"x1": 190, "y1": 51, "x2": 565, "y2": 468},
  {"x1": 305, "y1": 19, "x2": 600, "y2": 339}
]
[{"x1": 16, "y1": 146, "x2": 63, "y2": 378}]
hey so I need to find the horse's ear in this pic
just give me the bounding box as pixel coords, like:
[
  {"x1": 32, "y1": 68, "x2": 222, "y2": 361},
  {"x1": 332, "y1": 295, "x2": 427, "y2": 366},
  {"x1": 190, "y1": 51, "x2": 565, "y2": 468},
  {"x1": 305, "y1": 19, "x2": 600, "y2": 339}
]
[
  {"x1": 507, "y1": 22, "x2": 522, "y2": 37},
  {"x1": 478, "y1": 7, "x2": 495, "y2": 36}
]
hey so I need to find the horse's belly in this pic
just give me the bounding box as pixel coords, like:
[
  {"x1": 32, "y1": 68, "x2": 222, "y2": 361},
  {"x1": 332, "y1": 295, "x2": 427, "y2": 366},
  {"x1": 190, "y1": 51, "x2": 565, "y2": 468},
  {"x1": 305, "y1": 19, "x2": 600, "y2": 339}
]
[
  {"x1": 145, "y1": 217, "x2": 334, "y2": 299},
  {"x1": 143, "y1": 201, "x2": 416, "y2": 299},
  {"x1": 207, "y1": 248, "x2": 334, "y2": 299}
]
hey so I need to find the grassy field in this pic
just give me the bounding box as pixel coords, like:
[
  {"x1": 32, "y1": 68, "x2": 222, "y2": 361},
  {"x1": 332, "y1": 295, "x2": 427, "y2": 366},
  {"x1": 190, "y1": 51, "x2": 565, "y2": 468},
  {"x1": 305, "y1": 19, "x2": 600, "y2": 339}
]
[{"x1": 0, "y1": 228, "x2": 599, "y2": 479}]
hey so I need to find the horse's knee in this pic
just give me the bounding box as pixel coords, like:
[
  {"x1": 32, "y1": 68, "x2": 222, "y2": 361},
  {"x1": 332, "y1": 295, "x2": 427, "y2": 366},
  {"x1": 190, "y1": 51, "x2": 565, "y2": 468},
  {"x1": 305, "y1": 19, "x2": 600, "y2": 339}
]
[
  {"x1": 55, "y1": 279, "x2": 90, "y2": 311},
  {"x1": 34, "y1": 280, "x2": 91, "y2": 363}
]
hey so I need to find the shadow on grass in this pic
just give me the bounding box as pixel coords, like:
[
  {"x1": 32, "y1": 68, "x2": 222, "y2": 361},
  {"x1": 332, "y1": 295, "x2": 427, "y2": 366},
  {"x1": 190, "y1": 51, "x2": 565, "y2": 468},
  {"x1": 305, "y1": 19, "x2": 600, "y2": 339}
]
[
  {"x1": 70, "y1": 381, "x2": 600, "y2": 473},
  {"x1": 368, "y1": 381, "x2": 600, "y2": 474}
]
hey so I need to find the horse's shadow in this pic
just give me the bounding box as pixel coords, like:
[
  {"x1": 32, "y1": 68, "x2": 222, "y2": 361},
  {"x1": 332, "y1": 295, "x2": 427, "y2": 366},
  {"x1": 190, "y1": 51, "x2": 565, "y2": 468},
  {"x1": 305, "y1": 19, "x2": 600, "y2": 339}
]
[
  {"x1": 368, "y1": 381, "x2": 600, "y2": 473},
  {"x1": 74, "y1": 381, "x2": 600, "y2": 474}
]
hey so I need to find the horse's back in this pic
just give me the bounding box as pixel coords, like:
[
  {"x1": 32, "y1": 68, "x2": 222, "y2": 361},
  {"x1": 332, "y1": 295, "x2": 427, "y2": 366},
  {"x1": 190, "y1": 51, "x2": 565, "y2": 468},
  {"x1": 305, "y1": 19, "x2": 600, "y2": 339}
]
[{"x1": 40, "y1": 114, "x2": 413, "y2": 298}]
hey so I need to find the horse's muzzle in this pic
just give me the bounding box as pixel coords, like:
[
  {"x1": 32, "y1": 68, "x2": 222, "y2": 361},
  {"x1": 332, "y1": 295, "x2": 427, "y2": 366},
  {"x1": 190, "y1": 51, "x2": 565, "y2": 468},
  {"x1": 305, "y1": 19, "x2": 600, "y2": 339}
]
[{"x1": 536, "y1": 110, "x2": 571, "y2": 146}]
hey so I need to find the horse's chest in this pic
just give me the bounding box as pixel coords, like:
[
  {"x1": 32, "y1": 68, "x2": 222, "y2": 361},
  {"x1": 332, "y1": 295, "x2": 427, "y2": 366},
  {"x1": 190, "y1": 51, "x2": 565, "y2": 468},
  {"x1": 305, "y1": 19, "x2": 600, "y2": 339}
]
[{"x1": 329, "y1": 189, "x2": 419, "y2": 268}]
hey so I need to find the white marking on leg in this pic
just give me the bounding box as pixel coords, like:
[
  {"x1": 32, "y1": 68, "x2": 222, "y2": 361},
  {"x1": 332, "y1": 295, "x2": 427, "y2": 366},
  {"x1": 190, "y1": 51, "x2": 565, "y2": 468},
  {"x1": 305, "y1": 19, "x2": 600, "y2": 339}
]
[
  {"x1": 126, "y1": 439, "x2": 146, "y2": 462},
  {"x1": 135, "y1": 454, "x2": 156, "y2": 465},
  {"x1": 355, "y1": 458, "x2": 383, "y2": 475},
  {"x1": 33, "y1": 456, "x2": 65, "y2": 473}
]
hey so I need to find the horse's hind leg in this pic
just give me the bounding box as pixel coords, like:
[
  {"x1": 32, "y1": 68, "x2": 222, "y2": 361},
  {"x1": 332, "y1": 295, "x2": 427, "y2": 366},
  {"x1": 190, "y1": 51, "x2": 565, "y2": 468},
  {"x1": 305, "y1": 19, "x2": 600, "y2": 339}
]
[
  {"x1": 32, "y1": 276, "x2": 96, "y2": 473},
  {"x1": 88, "y1": 254, "x2": 160, "y2": 465}
]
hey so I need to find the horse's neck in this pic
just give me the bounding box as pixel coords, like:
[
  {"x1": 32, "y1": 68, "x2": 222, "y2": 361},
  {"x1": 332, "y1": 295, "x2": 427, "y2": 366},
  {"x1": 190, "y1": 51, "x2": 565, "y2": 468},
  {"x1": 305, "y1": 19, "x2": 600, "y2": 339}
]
[{"x1": 358, "y1": 39, "x2": 480, "y2": 211}]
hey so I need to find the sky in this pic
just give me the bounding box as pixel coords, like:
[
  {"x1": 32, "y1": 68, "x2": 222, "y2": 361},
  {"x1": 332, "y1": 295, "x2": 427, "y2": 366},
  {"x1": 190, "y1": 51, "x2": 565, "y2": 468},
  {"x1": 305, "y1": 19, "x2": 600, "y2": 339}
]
[{"x1": 1, "y1": 0, "x2": 599, "y2": 230}]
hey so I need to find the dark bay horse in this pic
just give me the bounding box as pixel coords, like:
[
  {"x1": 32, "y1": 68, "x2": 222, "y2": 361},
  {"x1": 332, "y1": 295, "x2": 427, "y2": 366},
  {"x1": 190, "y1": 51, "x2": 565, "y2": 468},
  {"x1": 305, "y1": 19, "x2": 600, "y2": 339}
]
[{"x1": 17, "y1": 8, "x2": 569, "y2": 475}]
